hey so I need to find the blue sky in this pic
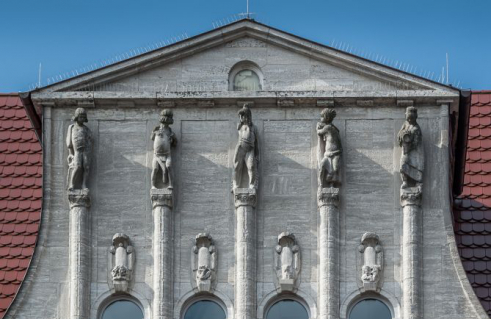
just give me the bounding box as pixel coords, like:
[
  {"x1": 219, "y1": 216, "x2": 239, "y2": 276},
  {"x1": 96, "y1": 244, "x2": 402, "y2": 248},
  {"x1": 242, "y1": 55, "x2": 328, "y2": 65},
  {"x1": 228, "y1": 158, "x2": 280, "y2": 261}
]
[{"x1": 0, "y1": 0, "x2": 490, "y2": 92}]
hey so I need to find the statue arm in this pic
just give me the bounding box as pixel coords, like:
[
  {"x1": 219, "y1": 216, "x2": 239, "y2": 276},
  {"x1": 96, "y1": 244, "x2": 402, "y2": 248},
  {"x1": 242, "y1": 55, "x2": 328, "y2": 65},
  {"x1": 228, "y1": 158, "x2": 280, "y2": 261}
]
[
  {"x1": 151, "y1": 126, "x2": 158, "y2": 141},
  {"x1": 170, "y1": 131, "x2": 177, "y2": 146},
  {"x1": 66, "y1": 125, "x2": 74, "y2": 156}
]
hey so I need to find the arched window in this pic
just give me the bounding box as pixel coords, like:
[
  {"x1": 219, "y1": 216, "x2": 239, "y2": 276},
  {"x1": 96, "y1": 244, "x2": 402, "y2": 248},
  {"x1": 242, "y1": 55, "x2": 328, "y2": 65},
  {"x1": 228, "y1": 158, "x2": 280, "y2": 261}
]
[
  {"x1": 349, "y1": 299, "x2": 391, "y2": 319},
  {"x1": 101, "y1": 299, "x2": 143, "y2": 319},
  {"x1": 229, "y1": 61, "x2": 263, "y2": 91},
  {"x1": 184, "y1": 300, "x2": 226, "y2": 319},
  {"x1": 233, "y1": 69, "x2": 261, "y2": 91},
  {"x1": 266, "y1": 299, "x2": 309, "y2": 319}
]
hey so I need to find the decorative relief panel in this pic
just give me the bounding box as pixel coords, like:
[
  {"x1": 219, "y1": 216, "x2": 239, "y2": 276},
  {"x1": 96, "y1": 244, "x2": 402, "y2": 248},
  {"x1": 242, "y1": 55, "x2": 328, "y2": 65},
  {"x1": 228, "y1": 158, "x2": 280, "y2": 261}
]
[
  {"x1": 192, "y1": 233, "x2": 217, "y2": 292},
  {"x1": 109, "y1": 233, "x2": 134, "y2": 293},
  {"x1": 357, "y1": 232, "x2": 383, "y2": 292},
  {"x1": 274, "y1": 232, "x2": 301, "y2": 292}
]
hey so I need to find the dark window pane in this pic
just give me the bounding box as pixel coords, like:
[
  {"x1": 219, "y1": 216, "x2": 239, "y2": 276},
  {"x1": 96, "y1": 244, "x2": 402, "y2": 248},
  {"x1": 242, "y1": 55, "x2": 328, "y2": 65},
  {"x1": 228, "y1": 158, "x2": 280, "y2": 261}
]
[
  {"x1": 102, "y1": 300, "x2": 143, "y2": 319},
  {"x1": 349, "y1": 299, "x2": 391, "y2": 319},
  {"x1": 266, "y1": 299, "x2": 308, "y2": 319},
  {"x1": 184, "y1": 300, "x2": 226, "y2": 319}
]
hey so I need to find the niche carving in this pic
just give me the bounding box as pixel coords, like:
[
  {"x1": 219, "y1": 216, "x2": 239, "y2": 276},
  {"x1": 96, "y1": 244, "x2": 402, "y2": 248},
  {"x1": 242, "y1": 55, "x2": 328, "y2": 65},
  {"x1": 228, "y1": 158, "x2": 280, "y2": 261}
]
[
  {"x1": 274, "y1": 232, "x2": 301, "y2": 292},
  {"x1": 192, "y1": 233, "x2": 217, "y2": 292},
  {"x1": 358, "y1": 232, "x2": 383, "y2": 292},
  {"x1": 109, "y1": 233, "x2": 134, "y2": 293}
]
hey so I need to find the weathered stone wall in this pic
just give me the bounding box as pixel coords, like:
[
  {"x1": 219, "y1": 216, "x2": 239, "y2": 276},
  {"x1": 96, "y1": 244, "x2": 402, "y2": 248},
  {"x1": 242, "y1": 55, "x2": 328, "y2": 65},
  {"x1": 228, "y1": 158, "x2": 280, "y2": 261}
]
[
  {"x1": 6, "y1": 103, "x2": 486, "y2": 319},
  {"x1": 94, "y1": 37, "x2": 401, "y2": 93}
]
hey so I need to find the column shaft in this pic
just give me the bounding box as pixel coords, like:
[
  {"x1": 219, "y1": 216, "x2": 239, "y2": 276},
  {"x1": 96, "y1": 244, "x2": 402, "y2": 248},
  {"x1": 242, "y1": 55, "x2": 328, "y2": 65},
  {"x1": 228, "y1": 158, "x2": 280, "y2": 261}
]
[
  {"x1": 402, "y1": 204, "x2": 422, "y2": 319},
  {"x1": 68, "y1": 193, "x2": 90, "y2": 319},
  {"x1": 234, "y1": 189, "x2": 256, "y2": 319},
  {"x1": 153, "y1": 205, "x2": 173, "y2": 319},
  {"x1": 152, "y1": 190, "x2": 173, "y2": 319},
  {"x1": 318, "y1": 188, "x2": 340, "y2": 319}
]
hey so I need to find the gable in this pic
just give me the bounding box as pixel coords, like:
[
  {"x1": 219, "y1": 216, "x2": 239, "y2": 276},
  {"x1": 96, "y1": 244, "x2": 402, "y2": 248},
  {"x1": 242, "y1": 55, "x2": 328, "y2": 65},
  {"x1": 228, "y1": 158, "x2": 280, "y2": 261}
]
[
  {"x1": 83, "y1": 36, "x2": 413, "y2": 93},
  {"x1": 35, "y1": 20, "x2": 458, "y2": 95}
]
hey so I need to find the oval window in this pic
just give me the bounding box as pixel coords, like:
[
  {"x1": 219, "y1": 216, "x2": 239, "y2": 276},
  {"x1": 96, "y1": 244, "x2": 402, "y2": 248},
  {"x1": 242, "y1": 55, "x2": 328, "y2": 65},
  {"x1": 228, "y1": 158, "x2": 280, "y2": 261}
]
[
  {"x1": 349, "y1": 299, "x2": 391, "y2": 319},
  {"x1": 233, "y1": 69, "x2": 261, "y2": 91},
  {"x1": 101, "y1": 300, "x2": 143, "y2": 319},
  {"x1": 266, "y1": 299, "x2": 308, "y2": 319},
  {"x1": 184, "y1": 300, "x2": 226, "y2": 319}
]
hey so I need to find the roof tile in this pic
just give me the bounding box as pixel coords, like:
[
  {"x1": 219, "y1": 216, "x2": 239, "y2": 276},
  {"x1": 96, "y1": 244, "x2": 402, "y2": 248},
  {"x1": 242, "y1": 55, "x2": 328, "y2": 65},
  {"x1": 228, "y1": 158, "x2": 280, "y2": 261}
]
[
  {"x1": 454, "y1": 92, "x2": 491, "y2": 316},
  {"x1": 0, "y1": 95, "x2": 42, "y2": 317}
]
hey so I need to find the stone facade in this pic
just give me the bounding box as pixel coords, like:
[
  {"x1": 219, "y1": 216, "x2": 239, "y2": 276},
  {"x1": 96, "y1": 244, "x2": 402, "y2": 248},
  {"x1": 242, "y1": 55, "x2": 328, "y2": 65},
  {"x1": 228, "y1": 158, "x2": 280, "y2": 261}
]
[{"x1": 5, "y1": 19, "x2": 487, "y2": 319}]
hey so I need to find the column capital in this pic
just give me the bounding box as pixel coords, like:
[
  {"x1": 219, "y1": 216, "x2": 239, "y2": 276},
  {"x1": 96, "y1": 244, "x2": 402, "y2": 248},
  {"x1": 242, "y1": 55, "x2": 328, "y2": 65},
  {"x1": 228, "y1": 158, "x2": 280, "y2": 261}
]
[
  {"x1": 400, "y1": 187, "x2": 422, "y2": 207},
  {"x1": 317, "y1": 187, "x2": 340, "y2": 208},
  {"x1": 68, "y1": 189, "x2": 90, "y2": 209},
  {"x1": 150, "y1": 189, "x2": 173, "y2": 208},
  {"x1": 234, "y1": 188, "x2": 257, "y2": 208}
]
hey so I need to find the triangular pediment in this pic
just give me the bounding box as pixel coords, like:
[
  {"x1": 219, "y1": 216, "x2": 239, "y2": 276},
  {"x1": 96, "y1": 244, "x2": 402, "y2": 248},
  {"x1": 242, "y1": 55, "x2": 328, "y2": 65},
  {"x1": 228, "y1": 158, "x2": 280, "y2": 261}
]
[{"x1": 35, "y1": 19, "x2": 458, "y2": 95}]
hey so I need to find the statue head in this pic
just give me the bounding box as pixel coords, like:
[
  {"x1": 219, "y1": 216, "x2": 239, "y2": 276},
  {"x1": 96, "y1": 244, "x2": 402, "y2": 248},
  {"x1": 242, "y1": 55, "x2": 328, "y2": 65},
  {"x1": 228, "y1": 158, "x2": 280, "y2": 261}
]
[
  {"x1": 72, "y1": 108, "x2": 88, "y2": 124},
  {"x1": 320, "y1": 108, "x2": 336, "y2": 124},
  {"x1": 159, "y1": 109, "x2": 174, "y2": 125},
  {"x1": 405, "y1": 106, "x2": 417, "y2": 124},
  {"x1": 238, "y1": 104, "x2": 253, "y2": 126}
]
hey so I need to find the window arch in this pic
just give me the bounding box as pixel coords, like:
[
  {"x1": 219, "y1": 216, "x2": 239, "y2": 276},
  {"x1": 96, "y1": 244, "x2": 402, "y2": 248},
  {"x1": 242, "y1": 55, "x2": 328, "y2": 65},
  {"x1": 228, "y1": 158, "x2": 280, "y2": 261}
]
[
  {"x1": 100, "y1": 299, "x2": 144, "y2": 319},
  {"x1": 349, "y1": 298, "x2": 391, "y2": 319},
  {"x1": 266, "y1": 299, "x2": 309, "y2": 319},
  {"x1": 183, "y1": 299, "x2": 226, "y2": 319},
  {"x1": 229, "y1": 61, "x2": 263, "y2": 91}
]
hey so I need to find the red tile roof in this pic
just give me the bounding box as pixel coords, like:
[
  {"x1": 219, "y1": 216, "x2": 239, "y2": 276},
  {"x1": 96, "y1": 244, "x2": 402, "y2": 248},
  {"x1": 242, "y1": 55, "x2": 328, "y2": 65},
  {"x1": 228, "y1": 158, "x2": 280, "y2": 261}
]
[
  {"x1": 0, "y1": 94, "x2": 41, "y2": 318},
  {"x1": 454, "y1": 91, "x2": 491, "y2": 315}
]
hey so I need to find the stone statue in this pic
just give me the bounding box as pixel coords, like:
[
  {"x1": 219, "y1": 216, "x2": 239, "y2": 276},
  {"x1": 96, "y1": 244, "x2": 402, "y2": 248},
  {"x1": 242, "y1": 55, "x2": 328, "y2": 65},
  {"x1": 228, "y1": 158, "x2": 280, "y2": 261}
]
[
  {"x1": 232, "y1": 104, "x2": 259, "y2": 191},
  {"x1": 151, "y1": 109, "x2": 177, "y2": 189},
  {"x1": 274, "y1": 232, "x2": 301, "y2": 292},
  {"x1": 358, "y1": 232, "x2": 383, "y2": 291},
  {"x1": 397, "y1": 107, "x2": 424, "y2": 190},
  {"x1": 66, "y1": 108, "x2": 92, "y2": 191},
  {"x1": 192, "y1": 233, "x2": 217, "y2": 292},
  {"x1": 317, "y1": 108, "x2": 342, "y2": 188},
  {"x1": 109, "y1": 233, "x2": 134, "y2": 293}
]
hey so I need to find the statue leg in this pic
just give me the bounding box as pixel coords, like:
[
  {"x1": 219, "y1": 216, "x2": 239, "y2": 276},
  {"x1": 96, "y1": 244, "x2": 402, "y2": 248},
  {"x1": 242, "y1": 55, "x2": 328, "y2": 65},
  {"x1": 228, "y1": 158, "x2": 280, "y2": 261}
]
[
  {"x1": 318, "y1": 157, "x2": 328, "y2": 188},
  {"x1": 331, "y1": 155, "x2": 341, "y2": 186},
  {"x1": 151, "y1": 158, "x2": 159, "y2": 189},
  {"x1": 233, "y1": 146, "x2": 245, "y2": 189},
  {"x1": 245, "y1": 151, "x2": 255, "y2": 189},
  {"x1": 82, "y1": 152, "x2": 89, "y2": 189},
  {"x1": 166, "y1": 157, "x2": 173, "y2": 189},
  {"x1": 70, "y1": 152, "x2": 83, "y2": 190}
]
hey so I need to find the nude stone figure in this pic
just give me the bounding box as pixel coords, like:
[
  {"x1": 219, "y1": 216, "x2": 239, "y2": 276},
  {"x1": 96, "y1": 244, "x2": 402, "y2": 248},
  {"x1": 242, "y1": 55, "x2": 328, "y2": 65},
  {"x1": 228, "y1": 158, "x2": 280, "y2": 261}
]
[
  {"x1": 232, "y1": 104, "x2": 260, "y2": 191},
  {"x1": 151, "y1": 109, "x2": 177, "y2": 189},
  {"x1": 66, "y1": 108, "x2": 92, "y2": 191},
  {"x1": 317, "y1": 108, "x2": 342, "y2": 188},
  {"x1": 397, "y1": 106, "x2": 424, "y2": 190}
]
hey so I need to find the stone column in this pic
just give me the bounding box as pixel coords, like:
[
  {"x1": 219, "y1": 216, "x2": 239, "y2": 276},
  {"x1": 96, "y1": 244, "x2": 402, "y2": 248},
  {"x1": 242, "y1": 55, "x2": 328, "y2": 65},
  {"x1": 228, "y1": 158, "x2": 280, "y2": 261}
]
[
  {"x1": 234, "y1": 188, "x2": 257, "y2": 319},
  {"x1": 68, "y1": 189, "x2": 91, "y2": 319},
  {"x1": 401, "y1": 189, "x2": 422, "y2": 319},
  {"x1": 318, "y1": 187, "x2": 340, "y2": 319},
  {"x1": 151, "y1": 189, "x2": 173, "y2": 319}
]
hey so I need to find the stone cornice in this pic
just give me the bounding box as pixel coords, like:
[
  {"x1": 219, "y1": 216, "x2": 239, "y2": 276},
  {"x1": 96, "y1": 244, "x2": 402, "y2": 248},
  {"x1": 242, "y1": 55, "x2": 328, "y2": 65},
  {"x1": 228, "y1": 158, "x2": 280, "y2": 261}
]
[{"x1": 32, "y1": 90, "x2": 460, "y2": 110}]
